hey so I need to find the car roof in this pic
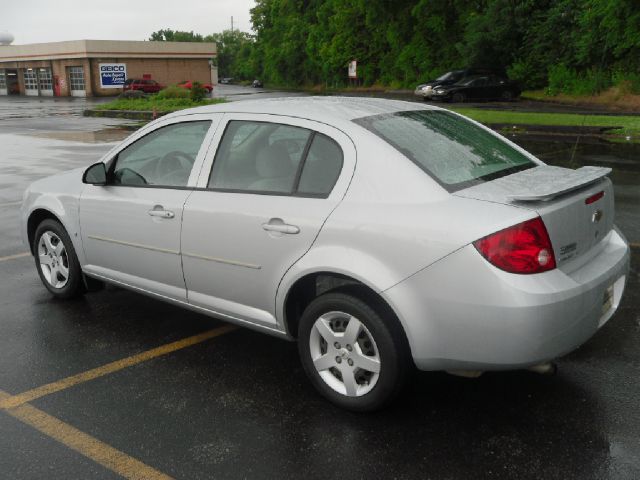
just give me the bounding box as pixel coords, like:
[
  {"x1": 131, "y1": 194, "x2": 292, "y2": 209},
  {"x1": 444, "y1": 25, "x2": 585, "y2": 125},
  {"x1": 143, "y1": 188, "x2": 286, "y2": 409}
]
[{"x1": 168, "y1": 96, "x2": 445, "y2": 124}]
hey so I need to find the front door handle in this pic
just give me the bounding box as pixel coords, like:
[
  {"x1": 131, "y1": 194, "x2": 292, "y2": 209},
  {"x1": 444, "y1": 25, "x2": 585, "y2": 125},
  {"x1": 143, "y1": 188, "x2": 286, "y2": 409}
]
[
  {"x1": 148, "y1": 205, "x2": 175, "y2": 219},
  {"x1": 262, "y1": 218, "x2": 300, "y2": 234}
]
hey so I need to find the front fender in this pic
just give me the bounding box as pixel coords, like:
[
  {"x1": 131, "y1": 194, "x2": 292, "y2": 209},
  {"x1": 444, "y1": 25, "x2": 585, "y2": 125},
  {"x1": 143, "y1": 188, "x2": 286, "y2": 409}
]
[{"x1": 21, "y1": 168, "x2": 85, "y2": 264}]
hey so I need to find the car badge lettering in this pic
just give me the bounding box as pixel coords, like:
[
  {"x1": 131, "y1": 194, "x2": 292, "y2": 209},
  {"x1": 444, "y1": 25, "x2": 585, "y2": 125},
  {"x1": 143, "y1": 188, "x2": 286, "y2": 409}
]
[{"x1": 592, "y1": 210, "x2": 603, "y2": 223}]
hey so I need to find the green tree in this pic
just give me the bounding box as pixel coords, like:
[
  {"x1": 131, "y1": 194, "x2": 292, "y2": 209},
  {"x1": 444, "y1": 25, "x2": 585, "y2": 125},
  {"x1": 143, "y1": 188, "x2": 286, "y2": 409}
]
[{"x1": 149, "y1": 29, "x2": 204, "y2": 42}]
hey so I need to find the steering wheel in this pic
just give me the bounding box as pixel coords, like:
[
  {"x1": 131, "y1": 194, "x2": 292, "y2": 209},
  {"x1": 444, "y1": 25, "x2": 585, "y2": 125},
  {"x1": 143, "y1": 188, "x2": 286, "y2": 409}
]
[{"x1": 154, "y1": 151, "x2": 193, "y2": 181}]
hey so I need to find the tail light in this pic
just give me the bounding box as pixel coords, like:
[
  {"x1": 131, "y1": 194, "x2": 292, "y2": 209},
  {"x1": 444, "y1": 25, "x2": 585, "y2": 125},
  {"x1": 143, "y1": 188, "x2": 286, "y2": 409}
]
[{"x1": 473, "y1": 217, "x2": 556, "y2": 274}]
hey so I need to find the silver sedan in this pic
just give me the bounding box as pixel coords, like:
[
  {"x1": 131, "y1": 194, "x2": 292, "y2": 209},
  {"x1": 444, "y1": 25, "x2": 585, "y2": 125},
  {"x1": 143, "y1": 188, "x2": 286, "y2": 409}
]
[{"x1": 21, "y1": 98, "x2": 630, "y2": 411}]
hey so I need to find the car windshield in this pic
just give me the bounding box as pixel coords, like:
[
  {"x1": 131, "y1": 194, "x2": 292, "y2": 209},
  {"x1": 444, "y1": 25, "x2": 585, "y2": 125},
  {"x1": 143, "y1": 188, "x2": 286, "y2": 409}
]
[
  {"x1": 435, "y1": 71, "x2": 462, "y2": 81},
  {"x1": 353, "y1": 110, "x2": 535, "y2": 191},
  {"x1": 454, "y1": 76, "x2": 478, "y2": 86}
]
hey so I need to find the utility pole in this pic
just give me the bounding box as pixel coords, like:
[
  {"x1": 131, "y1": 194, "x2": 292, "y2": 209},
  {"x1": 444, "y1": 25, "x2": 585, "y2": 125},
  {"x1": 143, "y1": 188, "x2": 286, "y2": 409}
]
[{"x1": 231, "y1": 16, "x2": 234, "y2": 32}]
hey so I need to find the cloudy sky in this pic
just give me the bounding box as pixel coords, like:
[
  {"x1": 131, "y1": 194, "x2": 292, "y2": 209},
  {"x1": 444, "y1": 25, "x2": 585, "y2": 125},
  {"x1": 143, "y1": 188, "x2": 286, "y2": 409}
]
[{"x1": 2, "y1": 0, "x2": 256, "y2": 44}]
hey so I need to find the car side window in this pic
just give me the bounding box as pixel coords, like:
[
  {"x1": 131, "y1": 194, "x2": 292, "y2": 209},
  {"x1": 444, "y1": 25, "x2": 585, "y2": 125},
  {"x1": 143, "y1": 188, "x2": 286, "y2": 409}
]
[
  {"x1": 112, "y1": 120, "x2": 211, "y2": 188},
  {"x1": 208, "y1": 121, "x2": 312, "y2": 194},
  {"x1": 297, "y1": 133, "x2": 343, "y2": 196}
]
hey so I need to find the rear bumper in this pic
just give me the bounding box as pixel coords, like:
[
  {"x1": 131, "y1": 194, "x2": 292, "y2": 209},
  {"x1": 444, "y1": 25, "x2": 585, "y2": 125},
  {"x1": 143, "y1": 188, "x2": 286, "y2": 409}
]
[{"x1": 383, "y1": 228, "x2": 630, "y2": 371}]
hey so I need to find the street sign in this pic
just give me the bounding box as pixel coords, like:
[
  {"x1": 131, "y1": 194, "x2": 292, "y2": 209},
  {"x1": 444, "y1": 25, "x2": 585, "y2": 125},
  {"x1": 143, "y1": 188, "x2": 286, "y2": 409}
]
[
  {"x1": 348, "y1": 60, "x2": 357, "y2": 79},
  {"x1": 99, "y1": 63, "x2": 127, "y2": 88}
]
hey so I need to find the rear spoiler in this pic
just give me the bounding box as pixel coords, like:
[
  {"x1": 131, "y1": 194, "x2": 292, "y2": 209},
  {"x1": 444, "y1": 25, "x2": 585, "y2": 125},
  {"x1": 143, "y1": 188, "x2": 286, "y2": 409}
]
[{"x1": 506, "y1": 166, "x2": 611, "y2": 202}]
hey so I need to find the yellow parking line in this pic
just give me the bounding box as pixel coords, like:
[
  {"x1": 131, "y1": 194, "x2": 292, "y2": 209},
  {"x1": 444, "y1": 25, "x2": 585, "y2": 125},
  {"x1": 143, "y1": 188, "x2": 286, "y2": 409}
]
[
  {"x1": 0, "y1": 390, "x2": 173, "y2": 480},
  {"x1": 631, "y1": 242, "x2": 640, "y2": 250},
  {"x1": 0, "y1": 252, "x2": 30, "y2": 262},
  {"x1": 0, "y1": 325, "x2": 236, "y2": 410}
]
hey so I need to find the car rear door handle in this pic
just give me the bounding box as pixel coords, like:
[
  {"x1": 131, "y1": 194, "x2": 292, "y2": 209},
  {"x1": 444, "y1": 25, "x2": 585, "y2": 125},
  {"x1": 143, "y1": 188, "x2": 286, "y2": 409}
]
[
  {"x1": 262, "y1": 219, "x2": 300, "y2": 234},
  {"x1": 148, "y1": 205, "x2": 175, "y2": 219}
]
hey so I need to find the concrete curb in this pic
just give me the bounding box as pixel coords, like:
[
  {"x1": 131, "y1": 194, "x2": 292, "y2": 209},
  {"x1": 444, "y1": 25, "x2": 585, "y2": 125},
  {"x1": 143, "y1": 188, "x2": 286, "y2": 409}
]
[
  {"x1": 488, "y1": 123, "x2": 621, "y2": 135},
  {"x1": 83, "y1": 109, "x2": 169, "y2": 120}
]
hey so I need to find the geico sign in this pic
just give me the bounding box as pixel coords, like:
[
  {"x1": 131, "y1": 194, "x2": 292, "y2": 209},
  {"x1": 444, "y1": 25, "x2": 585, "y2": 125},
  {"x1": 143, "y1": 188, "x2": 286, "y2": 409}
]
[{"x1": 100, "y1": 65, "x2": 126, "y2": 72}]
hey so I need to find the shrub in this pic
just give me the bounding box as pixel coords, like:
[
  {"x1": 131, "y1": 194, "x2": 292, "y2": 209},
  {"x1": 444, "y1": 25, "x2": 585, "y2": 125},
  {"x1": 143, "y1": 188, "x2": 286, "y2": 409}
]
[
  {"x1": 546, "y1": 64, "x2": 575, "y2": 95},
  {"x1": 612, "y1": 71, "x2": 640, "y2": 95},
  {"x1": 157, "y1": 85, "x2": 190, "y2": 99},
  {"x1": 119, "y1": 90, "x2": 145, "y2": 99},
  {"x1": 547, "y1": 65, "x2": 612, "y2": 96},
  {"x1": 190, "y1": 82, "x2": 208, "y2": 102}
]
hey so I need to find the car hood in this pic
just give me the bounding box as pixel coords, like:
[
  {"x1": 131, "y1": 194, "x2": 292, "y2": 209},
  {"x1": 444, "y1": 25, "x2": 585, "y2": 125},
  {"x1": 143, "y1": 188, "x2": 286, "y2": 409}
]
[
  {"x1": 26, "y1": 167, "x2": 86, "y2": 199},
  {"x1": 435, "y1": 84, "x2": 463, "y2": 91}
]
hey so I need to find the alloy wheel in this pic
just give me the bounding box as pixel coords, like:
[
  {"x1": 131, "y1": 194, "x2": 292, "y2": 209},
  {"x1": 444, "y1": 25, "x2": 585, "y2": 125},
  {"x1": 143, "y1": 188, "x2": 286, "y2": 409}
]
[
  {"x1": 309, "y1": 311, "x2": 381, "y2": 397},
  {"x1": 37, "y1": 231, "x2": 69, "y2": 289}
]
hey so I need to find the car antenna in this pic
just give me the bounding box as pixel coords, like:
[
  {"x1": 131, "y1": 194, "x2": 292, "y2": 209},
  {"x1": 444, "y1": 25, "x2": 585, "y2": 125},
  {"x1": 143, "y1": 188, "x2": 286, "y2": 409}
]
[{"x1": 569, "y1": 33, "x2": 611, "y2": 168}]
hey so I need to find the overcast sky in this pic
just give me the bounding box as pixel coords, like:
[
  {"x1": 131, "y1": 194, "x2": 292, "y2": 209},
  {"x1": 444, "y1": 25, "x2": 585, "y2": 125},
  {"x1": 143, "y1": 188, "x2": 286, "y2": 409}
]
[{"x1": 2, "y1": 0, "x2": 256, "y2": 45}]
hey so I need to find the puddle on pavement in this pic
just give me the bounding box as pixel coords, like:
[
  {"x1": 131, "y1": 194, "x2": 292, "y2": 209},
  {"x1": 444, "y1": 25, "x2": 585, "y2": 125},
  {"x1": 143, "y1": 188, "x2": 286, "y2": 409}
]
[{"x1": 27, "y1": 128, "x2": 132, "y2": 144}]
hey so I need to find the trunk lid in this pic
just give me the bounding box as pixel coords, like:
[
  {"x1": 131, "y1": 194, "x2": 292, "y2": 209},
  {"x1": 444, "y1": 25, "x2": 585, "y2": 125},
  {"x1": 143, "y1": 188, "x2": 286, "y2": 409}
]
[{"x1": 454, "y1": 165, "x2": 614, "y2": 269}]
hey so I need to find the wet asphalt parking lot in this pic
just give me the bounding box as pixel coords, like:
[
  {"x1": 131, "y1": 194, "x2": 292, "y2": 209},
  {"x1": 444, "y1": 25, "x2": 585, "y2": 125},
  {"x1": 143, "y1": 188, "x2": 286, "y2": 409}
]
[{"x1": 0, "y1": 89, "x2": 639, "y2": 479}]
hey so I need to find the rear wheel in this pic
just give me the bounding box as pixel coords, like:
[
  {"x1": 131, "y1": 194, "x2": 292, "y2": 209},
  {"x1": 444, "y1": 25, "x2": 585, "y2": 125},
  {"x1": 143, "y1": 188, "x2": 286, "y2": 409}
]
[
  {"x1": 298, "y1": 291, "x2": 410, "y2": 411},
  {"x1": 34, "y1": 219, "x2": 85, "y2": 299},
  {"x1": 501, "y1": 90, "x2": 514, "y2": 101},
  {"x1": 452, "y1": 92, "x2": 466, "y2": 103}
]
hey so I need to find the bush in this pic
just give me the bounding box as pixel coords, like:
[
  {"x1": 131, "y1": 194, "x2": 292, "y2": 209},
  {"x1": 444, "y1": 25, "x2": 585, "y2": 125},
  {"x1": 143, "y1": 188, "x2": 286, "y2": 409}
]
[
  {"x1": 157, "y1": 85, "x2": 190, "y2": 99},
  {"x1": 612, "y1": 71, "x2": 640, "y2": 95},
  {"x1": 190, "y1": 81, "x2": 208, "y2": 102},
  {"x1": 119, "y1": 90, "x2": 145, "y2": 99},
  {"x1": 547, "y1": 65, "x2": 612, "y2": 96},
  {"x1": 507, "y1": 60, "x2": 547, "y2": 90},
  {"x1": 547, "y1": 64, "x2": 576, "y2": 95}
]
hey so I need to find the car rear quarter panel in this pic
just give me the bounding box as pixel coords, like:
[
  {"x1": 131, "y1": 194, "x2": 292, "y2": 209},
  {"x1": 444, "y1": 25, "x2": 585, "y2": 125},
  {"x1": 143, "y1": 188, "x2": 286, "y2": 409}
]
[{"x1": 276, "y1": 130, "x2": 537, "y2": 329}]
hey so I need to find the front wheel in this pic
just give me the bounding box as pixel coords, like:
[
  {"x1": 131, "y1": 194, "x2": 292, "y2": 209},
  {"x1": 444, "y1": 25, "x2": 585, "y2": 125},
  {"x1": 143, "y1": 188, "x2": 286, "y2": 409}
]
[
  {"x1": 34, "y1": 219, "x2": 85, "y2": 299},
  {"x1": 451, "y1": 92, "x2": 466, "y2": 103},
  {"x1": 298, "y1": 291, "x2": 410, "y2": 411}
]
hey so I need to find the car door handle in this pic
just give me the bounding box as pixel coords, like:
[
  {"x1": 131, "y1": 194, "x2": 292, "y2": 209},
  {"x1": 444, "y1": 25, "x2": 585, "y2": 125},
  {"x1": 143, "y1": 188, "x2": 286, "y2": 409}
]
[
  {"x1": 148, "y1": 206, "x2": 175, "y2": 219},
  {"x1": 262, "y1": 220, "x2": 300, "y2": 234}
]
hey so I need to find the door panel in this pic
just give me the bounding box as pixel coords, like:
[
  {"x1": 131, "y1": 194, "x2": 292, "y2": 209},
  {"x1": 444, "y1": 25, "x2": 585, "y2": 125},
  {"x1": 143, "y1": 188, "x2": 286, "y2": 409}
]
[
  {"x1": 182, "y1": 193, "x2": 338, "y2": 325},
  {"x1": 79, "y1": 115, "x2": 220, "y2": 300},
  {"x1": 182, "y1": 114, "x2": 355, "y2": 328},
  {"x1": 80, "y1": 187, "x2": 191, "y2": 299}
]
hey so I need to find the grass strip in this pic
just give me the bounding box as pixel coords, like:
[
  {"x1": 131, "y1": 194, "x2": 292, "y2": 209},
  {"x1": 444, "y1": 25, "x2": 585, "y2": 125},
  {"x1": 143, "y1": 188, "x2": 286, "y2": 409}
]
[
  {"x1": 94, "y1": 97, "x2": 227, "y2": 113},
  {"x1": 448, "y1": 107, "x2": 640, "y2": 136}
]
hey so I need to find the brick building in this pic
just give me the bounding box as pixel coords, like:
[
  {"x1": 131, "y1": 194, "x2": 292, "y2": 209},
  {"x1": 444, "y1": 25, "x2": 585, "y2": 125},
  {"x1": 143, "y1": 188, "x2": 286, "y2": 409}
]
[{"x1": 0, "y1": 40, "x2": 217, "y2": 97}]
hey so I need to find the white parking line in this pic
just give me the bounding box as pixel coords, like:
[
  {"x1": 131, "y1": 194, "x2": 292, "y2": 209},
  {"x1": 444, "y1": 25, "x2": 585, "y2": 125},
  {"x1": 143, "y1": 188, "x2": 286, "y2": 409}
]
[
  {"x1": 0, "y1": 201, "x2": 22, "y2": 208},
  {"x1": 0, "y1": 252, "x2": 30, "y2": 262}
]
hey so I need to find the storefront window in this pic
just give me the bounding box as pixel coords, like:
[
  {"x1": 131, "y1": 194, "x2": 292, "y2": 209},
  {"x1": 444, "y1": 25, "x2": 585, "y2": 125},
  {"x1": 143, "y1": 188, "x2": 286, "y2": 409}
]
[{"x1": 0, "y1": 70, "x2": 6, "y2": 89}]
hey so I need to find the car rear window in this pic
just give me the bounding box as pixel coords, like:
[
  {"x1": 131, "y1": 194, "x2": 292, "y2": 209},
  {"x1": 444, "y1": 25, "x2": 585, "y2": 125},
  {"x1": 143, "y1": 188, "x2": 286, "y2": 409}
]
[{"x1": 353, "y1": 110, "x2": 535, "y2": 191}]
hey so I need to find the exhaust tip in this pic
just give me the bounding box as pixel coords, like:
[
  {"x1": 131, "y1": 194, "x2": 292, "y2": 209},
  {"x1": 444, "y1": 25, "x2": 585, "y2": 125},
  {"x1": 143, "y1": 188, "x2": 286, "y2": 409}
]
[{"x1": 527, "y1": 362, "x2": 557, "y2": 376}]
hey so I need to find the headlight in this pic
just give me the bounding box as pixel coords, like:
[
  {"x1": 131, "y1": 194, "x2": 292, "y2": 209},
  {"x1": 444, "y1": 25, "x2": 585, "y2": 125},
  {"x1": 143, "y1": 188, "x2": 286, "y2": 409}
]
[{"x1": 421, "y1": 86, "x2": 432, "y2": 92}]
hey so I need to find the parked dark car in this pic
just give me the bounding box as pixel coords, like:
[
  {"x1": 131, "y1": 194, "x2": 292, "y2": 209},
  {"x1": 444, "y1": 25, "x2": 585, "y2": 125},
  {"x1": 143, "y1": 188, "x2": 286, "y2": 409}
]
[
  {"x1": 122, "y1": 79, "x2": 164, "y2": 94},
  {"x1": 431, "y1": 75, "x2": 520, "y2": 102},
  {"x1": 414, "y1": 68, "x2": 498, "y2": 99}
]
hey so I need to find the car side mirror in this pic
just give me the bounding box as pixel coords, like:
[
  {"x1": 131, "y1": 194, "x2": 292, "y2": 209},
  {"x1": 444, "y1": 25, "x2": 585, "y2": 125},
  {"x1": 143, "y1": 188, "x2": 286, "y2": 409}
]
[{"x1": 82, "y1": 162, "x2": 107, "y2": 185}]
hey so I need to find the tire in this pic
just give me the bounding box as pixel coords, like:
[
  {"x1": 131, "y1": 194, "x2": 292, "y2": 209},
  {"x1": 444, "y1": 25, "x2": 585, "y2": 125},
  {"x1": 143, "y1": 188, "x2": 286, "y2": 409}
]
[
  {"x1": 501, "y1": 90, "x2": 514, "y2": 101},
  {"x1": 451, "y1": 92, "x2": 465, "y2": 103},
  {"x1": 298, "y1": 291, "x2": 410, "y2": 411},
  {"x1": 33, "y1": 219, "x2": 85, "y2": 299}
]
